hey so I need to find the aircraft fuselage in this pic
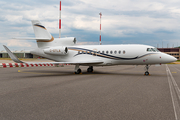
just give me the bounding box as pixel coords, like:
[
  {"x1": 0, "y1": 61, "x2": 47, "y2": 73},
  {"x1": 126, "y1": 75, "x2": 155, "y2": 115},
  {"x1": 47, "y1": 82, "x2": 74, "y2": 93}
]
[{"x1": 31, "y1": 44, "x2": 176, "y2": 66}]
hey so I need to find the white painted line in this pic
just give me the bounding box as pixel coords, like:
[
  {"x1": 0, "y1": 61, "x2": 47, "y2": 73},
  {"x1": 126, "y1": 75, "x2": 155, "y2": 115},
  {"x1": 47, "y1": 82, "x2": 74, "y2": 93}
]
[
  {"x1": 167, "y1": 65, "x2": 180, "y2": 98},
  {"x1": 166, "y1": 65, "x2": 180, "y2": 120},
  {"x1": 167, "y1": 71, "x2": 178, "y2": 120},
  {"x1": 173, "y1": 67, "x2": 180, "y2": 73}
]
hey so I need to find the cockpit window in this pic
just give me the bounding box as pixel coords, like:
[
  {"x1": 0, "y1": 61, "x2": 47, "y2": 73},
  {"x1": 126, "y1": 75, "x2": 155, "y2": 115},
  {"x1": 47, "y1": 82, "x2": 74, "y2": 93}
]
[
  {"x1": 151, "y1": 48, "x2": 156, "y2": 52},
  {"x1": 147, "y1": 48, "x2": 152, "y2": 51},
  {"x1": 147, "y1": 48, "x2": 160, "y2": 52},
  {"x1": 154, "y1": 48, "x2": 160, "y2": 52}
]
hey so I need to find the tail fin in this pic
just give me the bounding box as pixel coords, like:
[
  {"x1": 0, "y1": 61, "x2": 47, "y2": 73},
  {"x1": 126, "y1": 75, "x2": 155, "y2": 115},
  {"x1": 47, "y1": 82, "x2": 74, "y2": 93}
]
[
  {"x1": 32, "y1": 20, "x2": 52, "y2": 39},
  {"x1": 31, "y1": 20, "x2": 54, "y2": 48}
]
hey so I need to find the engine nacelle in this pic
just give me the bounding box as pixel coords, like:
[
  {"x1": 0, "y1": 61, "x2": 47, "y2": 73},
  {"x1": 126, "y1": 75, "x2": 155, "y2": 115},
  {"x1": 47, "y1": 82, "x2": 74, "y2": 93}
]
[
  {"x1": 43, "y1": 46, "x2": 68, "y2": 55},
  {"x1": 57, "y1": 37, "x2": 76, "y2": 46}
]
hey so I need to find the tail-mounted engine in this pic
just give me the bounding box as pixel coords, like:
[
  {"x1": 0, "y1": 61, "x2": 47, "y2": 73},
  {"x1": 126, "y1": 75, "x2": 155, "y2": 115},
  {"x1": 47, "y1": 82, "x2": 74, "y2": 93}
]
[
  {"x1": 43, "y1": 46, "x2": 68, "y2": 55},
  {"x1": 58, "y1": 37, "x2": 76, "y2": 46}
]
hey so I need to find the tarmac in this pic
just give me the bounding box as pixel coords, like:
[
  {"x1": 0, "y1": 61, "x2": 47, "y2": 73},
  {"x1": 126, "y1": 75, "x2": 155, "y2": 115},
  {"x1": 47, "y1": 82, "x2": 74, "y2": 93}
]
[{"x1": 0, "y1": 60, "x2": 180, "y2": 120}]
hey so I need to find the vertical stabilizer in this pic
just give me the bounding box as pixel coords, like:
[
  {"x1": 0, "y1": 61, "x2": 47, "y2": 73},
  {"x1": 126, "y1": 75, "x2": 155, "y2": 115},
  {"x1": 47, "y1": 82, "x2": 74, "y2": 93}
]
[
  {"x1": 31, "y1": 20, "x2": 52, "y2": 39},
  {"x1": 31, "y1": 20, "x2": 54, "y2": 48}
]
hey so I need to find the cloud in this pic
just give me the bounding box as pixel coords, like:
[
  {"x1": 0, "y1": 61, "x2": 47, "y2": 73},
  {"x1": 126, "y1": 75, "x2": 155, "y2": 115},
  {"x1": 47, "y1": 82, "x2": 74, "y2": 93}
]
[
  {"x1": 1, "y1": 0, "x2": 180, "y2": 51},
  {"x1": 7, "y1": 39, "x2": 33, "y2": 47}
]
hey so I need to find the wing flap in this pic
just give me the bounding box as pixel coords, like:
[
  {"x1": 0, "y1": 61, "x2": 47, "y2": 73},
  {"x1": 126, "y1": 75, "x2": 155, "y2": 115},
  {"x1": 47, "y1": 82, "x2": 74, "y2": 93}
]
[{"x1": 25, "y1": 61, "x2": 103, "y2": 65}]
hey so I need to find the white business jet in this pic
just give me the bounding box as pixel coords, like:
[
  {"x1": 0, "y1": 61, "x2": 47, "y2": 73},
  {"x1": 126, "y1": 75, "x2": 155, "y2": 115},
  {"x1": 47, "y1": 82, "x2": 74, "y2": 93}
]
[{"x1": 3, "y1": 20, "x2": 177, "y2": 75}]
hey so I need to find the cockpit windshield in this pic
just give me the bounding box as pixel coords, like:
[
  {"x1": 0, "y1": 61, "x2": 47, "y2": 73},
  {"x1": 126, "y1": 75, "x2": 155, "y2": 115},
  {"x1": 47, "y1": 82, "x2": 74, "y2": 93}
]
[
  {"x1": 147, "y1": 48, "x2": 152, "y2": 51},
  {"x1": 154, "y1": 48, "x2": 160, "y2": 52},
  {"x1": 151, "y1": 48, "x2": 156, "y2": 52},
  {"x1": 147, "y1": 48, "x2": 160, "y2": 52}
]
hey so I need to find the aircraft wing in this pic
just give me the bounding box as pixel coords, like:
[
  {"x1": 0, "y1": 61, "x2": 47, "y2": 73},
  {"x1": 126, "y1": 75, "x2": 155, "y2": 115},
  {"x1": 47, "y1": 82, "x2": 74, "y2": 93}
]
[
  {"x1": 25, "y1": 61, "x2": 103, "y2": 65},
  {"x1": 2, "y1": 45, "x2": 103, "y2": 66}
]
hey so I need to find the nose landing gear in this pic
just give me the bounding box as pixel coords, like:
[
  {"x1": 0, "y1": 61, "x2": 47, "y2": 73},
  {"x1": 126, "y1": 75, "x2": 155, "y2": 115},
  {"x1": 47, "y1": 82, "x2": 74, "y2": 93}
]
[{"x1": 144, "y1": 65, "x2": 151, "y2": 76}]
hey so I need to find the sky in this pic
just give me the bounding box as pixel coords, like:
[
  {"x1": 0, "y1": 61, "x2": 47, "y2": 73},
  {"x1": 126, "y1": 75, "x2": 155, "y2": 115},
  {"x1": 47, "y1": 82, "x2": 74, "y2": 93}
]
[{"x1": 1, "y1": 0, "x2": 180, "y2": 51}]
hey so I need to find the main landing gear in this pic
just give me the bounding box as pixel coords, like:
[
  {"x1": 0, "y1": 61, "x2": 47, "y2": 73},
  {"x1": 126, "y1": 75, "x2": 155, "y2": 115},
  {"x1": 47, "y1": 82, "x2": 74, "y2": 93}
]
[
  {"x1": 144, "y1": 65, "x2": 151, "y2": 76},
  {"x1": 74, "y1": 64, "x2": 82, "y2": 74},
  {"x1": 87, "y1": 66, "x2": 93, "y2": 72},
  {"x1": 74, "y1": 65, "x2": 94, "y2": 74}
]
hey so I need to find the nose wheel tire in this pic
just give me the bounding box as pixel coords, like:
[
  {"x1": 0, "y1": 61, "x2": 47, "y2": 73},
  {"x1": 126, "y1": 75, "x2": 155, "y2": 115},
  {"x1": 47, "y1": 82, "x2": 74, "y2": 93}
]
[
  {"x1": 144, "y1": 65, "x2": 150, "y2": 76},
  {"x1": 144, "y1": 71, "x2": 149, "y2": 76}
]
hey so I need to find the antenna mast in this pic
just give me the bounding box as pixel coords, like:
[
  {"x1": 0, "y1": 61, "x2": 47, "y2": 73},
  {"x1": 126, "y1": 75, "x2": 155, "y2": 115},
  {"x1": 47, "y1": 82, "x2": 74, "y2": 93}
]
[
  {"x1": 99, "y1": 12, "x2": 102, "y2": 45},
  {"x1": 59, "y1": 1, "x2": 61, "y2": 38}
]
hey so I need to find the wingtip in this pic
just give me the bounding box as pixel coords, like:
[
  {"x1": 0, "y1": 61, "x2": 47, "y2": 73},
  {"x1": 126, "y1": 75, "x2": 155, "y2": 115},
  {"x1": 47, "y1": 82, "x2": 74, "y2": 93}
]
[
  {"x1": 3, "y1": 45, "x2": 7, "y2": 50},
  {"x1": 2, "y1": 45, "x2": 24, "y2": 63}
]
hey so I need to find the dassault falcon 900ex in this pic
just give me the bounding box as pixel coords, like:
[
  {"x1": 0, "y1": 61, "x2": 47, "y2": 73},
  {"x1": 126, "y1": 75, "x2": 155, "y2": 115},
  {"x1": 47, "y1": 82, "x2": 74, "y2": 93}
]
[{"x1": 3, "y1": 20, "x2": 177, "y2": 75}]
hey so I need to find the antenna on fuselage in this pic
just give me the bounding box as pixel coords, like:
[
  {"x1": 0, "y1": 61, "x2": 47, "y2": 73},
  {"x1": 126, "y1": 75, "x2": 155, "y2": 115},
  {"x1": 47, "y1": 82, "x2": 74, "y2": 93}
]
[{"x1": 59, "y1": 1, "x2": 61, "y2": 38}]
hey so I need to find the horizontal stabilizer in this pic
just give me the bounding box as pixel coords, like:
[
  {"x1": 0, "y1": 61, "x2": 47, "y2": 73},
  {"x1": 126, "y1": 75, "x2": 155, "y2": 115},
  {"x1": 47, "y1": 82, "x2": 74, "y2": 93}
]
[{"x1": 13, "y1": 38, "x2": 52, "y2": 41}]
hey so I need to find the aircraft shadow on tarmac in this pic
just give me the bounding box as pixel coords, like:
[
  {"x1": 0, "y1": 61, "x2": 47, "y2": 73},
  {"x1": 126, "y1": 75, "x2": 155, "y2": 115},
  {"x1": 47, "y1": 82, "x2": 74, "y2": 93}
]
[{"x1": 18, "y1": 69, "x2": 166, "y2": 78}]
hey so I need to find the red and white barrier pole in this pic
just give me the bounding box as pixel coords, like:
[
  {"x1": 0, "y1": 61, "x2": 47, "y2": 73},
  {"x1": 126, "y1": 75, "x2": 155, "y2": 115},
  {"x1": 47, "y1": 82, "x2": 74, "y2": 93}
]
[{"x1": 0, "y1": 63, "x2": 71, "y2": 68}]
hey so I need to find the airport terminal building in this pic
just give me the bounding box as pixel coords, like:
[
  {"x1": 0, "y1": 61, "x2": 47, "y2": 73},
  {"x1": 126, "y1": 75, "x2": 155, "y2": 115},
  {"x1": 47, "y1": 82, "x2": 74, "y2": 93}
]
[
  {"x1": 157, "y1": 48, "x2": 180, "y2": 60},
  {"x1": 0, "y1": 51, "x2": 38, "y2": 58}
]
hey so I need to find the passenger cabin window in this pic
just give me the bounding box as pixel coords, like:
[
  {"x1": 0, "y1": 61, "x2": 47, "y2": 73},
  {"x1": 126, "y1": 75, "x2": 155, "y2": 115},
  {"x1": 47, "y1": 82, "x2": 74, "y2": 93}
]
[
  {"x1": 110, "y1": 51, "x2": 113, "y2": 54},
  {"x1": 119, "y1": 51, "x2": 121, "y2": 54},
  {"x1": 114, "y1": 51, "x2": 117, "y2": 54},
  {"x1": 123, "y1": 50, "x2": 125, "y2": 54},
  {"x1": 106, "y1": 51, "x2": 109, "y2": 54},
  {"x1": 102, "y1": 51, "x2": 104, "y2": 54}
]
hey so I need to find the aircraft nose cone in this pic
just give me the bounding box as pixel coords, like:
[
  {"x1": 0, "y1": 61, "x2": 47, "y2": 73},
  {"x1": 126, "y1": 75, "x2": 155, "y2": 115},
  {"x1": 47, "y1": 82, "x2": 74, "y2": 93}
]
[
  {"x1": 172, "y1": 56, "x2": 177, "y2": 62},
  {"x1": 161, "y1": 53, "x2": 177, "y2": 63},
  {"x1": 166, "y1": 55, "x2": 177, "y2": 63}
]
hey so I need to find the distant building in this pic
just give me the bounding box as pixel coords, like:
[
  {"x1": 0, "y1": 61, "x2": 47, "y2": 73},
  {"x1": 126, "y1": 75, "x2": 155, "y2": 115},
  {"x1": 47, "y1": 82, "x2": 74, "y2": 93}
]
[
  {"x1": 157, "y1": 48, "x2": 180, "y2": 60},
  {"x1": 0, "y1": 51, "x2": 39, "y2": 58}
]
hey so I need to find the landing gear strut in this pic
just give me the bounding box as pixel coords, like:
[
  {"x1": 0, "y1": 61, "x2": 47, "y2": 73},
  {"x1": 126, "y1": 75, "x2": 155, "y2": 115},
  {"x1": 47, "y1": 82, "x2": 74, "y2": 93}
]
[
  {"x1": 144, "y1": 65, "x2": 150, "y2": 76},
  {"x1": 74, "y1": 64, "x2": 82, "y2": 74},
  {"x1": 87, "y1": 66, "x2": 93, "y2": 72}
]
